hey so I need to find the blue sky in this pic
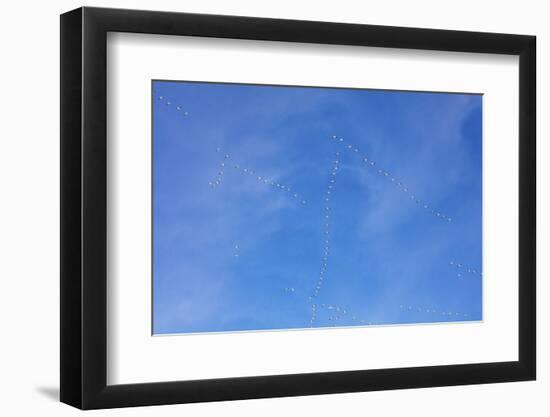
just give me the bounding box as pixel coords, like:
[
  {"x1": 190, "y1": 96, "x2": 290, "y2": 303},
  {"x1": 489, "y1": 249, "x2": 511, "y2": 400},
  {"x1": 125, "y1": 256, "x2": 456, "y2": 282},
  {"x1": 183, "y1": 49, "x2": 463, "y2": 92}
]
[{"x1": 152, "y1": 80, "x2": 482, "y2": 335}]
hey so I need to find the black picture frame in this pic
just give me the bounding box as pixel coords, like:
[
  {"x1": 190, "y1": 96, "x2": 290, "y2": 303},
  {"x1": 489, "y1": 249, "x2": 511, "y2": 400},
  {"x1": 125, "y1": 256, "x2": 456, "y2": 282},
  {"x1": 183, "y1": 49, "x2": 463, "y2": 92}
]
[{"x1": 60, "y1": 6, "x2": 536, "y2": 410}]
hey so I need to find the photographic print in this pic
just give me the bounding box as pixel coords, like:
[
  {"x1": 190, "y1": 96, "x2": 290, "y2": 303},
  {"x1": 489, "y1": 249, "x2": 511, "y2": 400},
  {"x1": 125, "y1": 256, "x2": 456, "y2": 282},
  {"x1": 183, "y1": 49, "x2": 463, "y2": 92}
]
[{"x1": 152, "y1": 80, "x2": 482, "y2": 335}]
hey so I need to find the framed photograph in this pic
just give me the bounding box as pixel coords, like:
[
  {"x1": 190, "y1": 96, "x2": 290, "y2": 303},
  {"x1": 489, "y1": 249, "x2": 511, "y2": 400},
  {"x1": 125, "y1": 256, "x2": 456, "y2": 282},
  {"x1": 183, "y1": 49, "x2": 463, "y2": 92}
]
[{"x1": 60, "y1": 6, "x2": 536, "y2": 409}]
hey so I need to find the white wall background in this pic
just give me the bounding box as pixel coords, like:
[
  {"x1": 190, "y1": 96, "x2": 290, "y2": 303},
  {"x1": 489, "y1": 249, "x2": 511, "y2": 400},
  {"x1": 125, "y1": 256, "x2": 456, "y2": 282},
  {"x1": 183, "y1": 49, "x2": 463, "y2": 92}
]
[{"x1": 0, "y1": 0, "x2": 545, "y2": 415}]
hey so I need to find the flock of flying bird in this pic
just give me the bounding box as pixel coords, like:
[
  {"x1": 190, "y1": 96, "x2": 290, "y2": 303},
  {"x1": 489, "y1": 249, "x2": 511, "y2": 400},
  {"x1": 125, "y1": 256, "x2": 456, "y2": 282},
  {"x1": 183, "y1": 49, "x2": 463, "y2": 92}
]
[
  {"x1": 309, "y1": 153, "x2": 342, "y2": 327},
  {"x1": 208, "y1": 149, "x2": 308, "y2": 204},
  {"x1": 329, "y1": 135, "x2": 453, "y2": 223},
  {"x1": 158, "y1": 93, "x2": 480, "y2": 330}
]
